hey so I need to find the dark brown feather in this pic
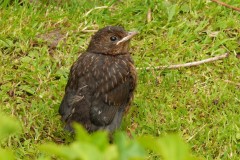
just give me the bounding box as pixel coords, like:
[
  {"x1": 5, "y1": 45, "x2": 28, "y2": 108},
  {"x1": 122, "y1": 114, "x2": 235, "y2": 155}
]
[{"x1": 59, "y1": 26, "x2": 137, "y2": 133}]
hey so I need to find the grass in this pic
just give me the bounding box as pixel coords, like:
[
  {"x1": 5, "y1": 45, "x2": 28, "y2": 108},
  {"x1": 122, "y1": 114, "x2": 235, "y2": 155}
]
[{"x1": 0, "y1": 0, "x2": 239, "y2": 159}]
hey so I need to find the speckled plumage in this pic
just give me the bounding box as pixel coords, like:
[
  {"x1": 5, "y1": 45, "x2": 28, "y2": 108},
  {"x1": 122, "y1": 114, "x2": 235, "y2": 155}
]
[{"x1": 59, "y1": 26, "x2": 137, "y2": 133}]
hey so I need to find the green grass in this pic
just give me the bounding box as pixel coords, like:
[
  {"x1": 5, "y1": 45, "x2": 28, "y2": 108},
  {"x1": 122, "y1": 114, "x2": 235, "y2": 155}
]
[{"x1": 0, "y1": 0, "x2": 240, "y2": 159}]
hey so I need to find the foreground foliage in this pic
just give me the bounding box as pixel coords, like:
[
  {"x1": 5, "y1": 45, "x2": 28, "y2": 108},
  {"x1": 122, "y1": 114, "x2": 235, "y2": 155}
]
[{"x1": 0, "y1": 115, "x2": 199, "y2": 160}]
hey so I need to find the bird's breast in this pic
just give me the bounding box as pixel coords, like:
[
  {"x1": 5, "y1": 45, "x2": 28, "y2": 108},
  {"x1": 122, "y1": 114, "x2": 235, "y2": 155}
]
[{"x1": 81, "y1": 53, "x2": 133, "y2": 95}]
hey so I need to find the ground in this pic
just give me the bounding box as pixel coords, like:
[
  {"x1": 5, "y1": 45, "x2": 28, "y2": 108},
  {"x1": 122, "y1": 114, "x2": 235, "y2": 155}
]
[{"x1": 0, "y1": 0, "x2": 239, "y2": 159}]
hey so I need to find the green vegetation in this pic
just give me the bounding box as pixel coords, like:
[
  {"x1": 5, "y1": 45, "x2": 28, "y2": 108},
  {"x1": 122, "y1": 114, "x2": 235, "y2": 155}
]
[{"x1": 0, "y1": 0, "x2": 239, "y2": 159}]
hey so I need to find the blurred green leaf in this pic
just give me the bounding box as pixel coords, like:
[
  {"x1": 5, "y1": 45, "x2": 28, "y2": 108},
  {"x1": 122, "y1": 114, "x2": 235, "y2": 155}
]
[
  {"x1": 103, "y1": 145, "x2": 118, "y2": 160},
  {"x1": 0, "y1": 149, "x2": 14, "y2": 160},
  {"x1": 115, "y1": 132, "x2": 146, "y2": 160},
  {"x1": 39, "y1": 143, "x2": 76, "y2": 159},
  {"x1": 137, "y1": 135, "x2": 161, "y2": 154},
  {"x1": 70, "y1": 142, "x2": 102, "y2": 160},
  {"x1": 0, "y1": 113, "x2": 22, "y2": 141},
  {"x1": 158, "y1": 134, "x2": 197, "y2": 160},
  {"x1": 0, "y1": 113, "x2": 21, "y2": 160},
  {"x1": 73, "y1": 123, "x2": 91, "y2": 142},
  {"x1": 91, "y1": 131, "x2": 109, "y2": 151},
  {"x1": 138, "y1": 134, "x2": 200, "y2": 160},
  {"x1": 40, "y1": 124, "x2": 118, "y2": 160}
]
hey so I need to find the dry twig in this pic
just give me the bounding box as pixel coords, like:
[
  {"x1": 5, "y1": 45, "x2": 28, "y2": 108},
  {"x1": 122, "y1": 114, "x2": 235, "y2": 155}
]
[
  {"x1": 211, "y1": 0, "x2": 240, "y2": 12},
  {"x1": 147, "y1": 8, "x2": 152, "y2": 23},
  {"x1": 137, "y1": 53, "x2": 229, "y2": 70},
  {"x1": 83, "y1": 6, "x2": 109, "y2": 17},
  {"x1": 81, "y1": 30, "x2": 98, "y2": 33},
  {"x1": 187, "y1": 124, "x2": 207, "y2": 142}
]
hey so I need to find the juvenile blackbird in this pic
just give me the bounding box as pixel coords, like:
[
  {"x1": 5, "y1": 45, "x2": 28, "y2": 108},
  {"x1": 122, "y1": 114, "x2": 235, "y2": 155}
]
[{"x1": 59, "y1": 26, "x2": 137, "y2": 133}]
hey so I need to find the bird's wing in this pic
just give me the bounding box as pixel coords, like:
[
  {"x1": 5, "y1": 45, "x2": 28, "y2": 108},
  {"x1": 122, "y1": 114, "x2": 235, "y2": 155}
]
[{"x1": 59, "y1": 53, "x2": 94, "y2": 124}]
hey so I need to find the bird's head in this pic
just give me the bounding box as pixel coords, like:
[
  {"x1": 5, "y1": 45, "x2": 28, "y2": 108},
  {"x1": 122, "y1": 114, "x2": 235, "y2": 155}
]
[{"x1": 87, "y1": 26, "x2": 137, "y2": 55}]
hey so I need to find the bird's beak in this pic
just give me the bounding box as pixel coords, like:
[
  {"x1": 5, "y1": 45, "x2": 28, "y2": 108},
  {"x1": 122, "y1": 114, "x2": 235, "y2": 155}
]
[{"x1": 116, "y1": 31, "x2": 138, "y2": 45}]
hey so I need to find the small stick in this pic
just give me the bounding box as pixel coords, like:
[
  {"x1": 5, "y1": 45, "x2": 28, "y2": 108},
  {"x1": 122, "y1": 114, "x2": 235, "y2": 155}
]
[
  {"x1": 147, "y1": 8, "x2": 152, "y2": 23},
  {"x1": 137, "y1": 53, "x2": 229, "y2": 70},
  {"x1": 83, "y1": 6, "x2": 109, "y2": 17},
  {"x1": 81, "y1": 30, "x2": 98, "y2": 33},
  {"x1": 211, "y1": 0, "x2": 240, "y2": 12},
  {"x1": 187, "y1": 124, "x2": 207, "y2": 142}
]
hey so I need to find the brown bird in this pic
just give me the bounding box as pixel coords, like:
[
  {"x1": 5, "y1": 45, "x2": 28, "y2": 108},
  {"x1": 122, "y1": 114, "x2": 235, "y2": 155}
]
[{"x1": 59, "y1": 26, "x2": 137, "y2": 133}]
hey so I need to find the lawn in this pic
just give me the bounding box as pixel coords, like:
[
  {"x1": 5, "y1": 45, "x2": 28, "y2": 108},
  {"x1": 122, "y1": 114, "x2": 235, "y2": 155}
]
[{"x1": 0, "y1": 0, "x2": 239, "y2": 159}]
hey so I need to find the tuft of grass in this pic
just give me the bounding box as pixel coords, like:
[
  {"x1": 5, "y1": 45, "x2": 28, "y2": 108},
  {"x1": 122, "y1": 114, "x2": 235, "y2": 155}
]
[{"x1": 0, "y1": 0, "x2": 240, "y2": 159}]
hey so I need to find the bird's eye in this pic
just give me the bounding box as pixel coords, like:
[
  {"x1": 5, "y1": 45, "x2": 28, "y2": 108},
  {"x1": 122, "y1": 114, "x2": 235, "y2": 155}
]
[{"x1": 110, "y1": 36, "x2": 118, "y2": 41}]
